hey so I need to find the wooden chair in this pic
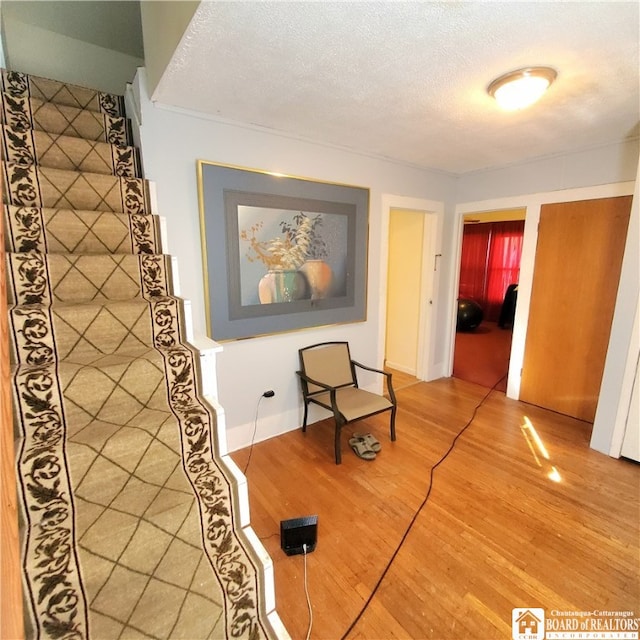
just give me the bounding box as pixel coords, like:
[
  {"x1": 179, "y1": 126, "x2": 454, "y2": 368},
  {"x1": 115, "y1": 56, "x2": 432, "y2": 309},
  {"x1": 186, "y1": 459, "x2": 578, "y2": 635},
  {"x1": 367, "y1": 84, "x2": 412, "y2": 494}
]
[{"x1": 296, "y1": 341, "x2": 397, "y2": 464}]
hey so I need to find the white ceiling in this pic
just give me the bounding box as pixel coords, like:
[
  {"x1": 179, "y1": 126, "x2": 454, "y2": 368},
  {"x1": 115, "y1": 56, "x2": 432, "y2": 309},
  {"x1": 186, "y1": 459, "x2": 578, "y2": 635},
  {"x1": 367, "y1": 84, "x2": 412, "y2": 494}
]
[{"x1": 152, "y1": 1, "x2": 640, "y2": 175}]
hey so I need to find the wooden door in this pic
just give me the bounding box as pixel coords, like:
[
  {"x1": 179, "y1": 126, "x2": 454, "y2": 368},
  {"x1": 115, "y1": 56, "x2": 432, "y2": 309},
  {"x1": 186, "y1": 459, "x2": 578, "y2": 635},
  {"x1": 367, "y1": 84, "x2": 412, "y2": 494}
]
[{"x1": 520, "y1": 196, "x2": 632, "y2": 422}]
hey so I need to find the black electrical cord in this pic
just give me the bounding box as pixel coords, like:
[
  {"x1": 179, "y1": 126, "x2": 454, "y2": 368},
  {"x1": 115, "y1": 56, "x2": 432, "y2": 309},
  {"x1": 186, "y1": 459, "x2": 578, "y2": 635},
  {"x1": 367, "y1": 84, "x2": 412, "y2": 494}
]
[
  {"x1": 258, "y1": 532, "x2": 279, "y2": 543},
  {"x1": 243, "y1": 394, "x2": 267, "y2": 475},
  {"x1": 341, "y1": 373, "x2": 508, "y2": 639}
]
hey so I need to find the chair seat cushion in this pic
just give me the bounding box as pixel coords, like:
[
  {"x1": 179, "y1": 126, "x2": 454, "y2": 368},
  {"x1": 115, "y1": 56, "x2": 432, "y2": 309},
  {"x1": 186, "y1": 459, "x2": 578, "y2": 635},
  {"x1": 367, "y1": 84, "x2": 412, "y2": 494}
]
[{"x1": 312, "y1": 386, "x2": 393, "y2": 421}]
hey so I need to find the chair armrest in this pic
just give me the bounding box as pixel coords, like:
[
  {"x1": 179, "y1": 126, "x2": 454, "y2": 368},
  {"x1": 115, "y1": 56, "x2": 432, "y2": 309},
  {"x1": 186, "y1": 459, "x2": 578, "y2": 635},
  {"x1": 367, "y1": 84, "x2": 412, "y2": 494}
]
[
  {"x1": 351, "y1": 361, "x2": 397, "y2": 405},
  {"x1": 296, "y1": 370, "x2": 337, "y2": 392},
  {"x1": 296, "y1": 370, "x2": 342, "y2": 415},
  {"x1": 351, "y1": 360, "x2": 385, "y2": 376}
]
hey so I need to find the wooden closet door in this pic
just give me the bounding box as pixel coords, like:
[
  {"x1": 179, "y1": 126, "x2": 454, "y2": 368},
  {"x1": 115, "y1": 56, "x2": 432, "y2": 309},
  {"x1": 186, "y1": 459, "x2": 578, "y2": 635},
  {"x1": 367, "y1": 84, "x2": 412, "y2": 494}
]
[{"x1": 520, "y1": 196, "x2": 632, "y2": 422}]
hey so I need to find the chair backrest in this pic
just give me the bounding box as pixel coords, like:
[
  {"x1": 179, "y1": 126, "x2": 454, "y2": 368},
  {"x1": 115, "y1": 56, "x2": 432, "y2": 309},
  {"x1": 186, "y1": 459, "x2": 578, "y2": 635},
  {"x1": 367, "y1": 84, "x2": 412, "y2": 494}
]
[{"x1": 299, "y1": 342, "x2": 355, "y2": 394}]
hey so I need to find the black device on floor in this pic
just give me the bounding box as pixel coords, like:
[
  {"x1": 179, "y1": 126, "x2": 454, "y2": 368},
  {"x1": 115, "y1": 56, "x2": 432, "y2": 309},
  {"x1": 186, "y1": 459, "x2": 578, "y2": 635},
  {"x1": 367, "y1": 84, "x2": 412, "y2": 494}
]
[{"x1": 280, "y1": 515, "x2": 318, "y2": 556}]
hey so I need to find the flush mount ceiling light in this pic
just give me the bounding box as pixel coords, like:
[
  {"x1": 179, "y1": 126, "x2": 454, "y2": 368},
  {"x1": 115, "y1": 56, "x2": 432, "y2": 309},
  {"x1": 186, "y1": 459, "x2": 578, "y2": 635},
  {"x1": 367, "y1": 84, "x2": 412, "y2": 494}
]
[{"x1": 488, "y1": 66, "x2": 557, "y2": 111}]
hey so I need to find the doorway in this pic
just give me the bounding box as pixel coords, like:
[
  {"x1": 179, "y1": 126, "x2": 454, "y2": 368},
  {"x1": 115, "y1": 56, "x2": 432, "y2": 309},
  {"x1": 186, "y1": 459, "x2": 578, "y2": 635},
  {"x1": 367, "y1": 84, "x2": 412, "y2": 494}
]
[
  {"x1": 383, "y1": 205, "x2": 439, "y2": 382},
  {"x1": 453, "y1": 208, "x2": 526, "y2": 390},
  {"x1": 385, "y1": 209, "x2": 423, "y2": 375}
]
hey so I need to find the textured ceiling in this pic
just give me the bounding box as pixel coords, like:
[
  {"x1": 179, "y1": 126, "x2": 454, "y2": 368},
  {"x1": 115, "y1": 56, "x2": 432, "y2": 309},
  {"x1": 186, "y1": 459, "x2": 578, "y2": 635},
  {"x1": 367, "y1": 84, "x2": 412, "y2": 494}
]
[{"x1": 152, "y1": 1, "x2": 640, "y2": 175}]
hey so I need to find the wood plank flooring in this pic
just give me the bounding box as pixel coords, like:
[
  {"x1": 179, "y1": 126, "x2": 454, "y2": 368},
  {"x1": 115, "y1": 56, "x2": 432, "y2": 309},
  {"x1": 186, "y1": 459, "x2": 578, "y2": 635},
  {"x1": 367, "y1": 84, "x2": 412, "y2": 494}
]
[{"x1": 231, "y1": 377, "x2": 639, "y2": 640}]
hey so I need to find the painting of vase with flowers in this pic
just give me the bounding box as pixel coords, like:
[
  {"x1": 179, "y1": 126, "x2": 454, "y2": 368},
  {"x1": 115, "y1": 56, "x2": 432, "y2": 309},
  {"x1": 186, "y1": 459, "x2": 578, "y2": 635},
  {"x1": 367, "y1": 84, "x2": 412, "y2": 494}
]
[
  {"x1": 197, "y1": 159, "x2": 369, "y2": 341},
  {"x1": 239, "y1": 208, "x2": 347, "y2": 306}
]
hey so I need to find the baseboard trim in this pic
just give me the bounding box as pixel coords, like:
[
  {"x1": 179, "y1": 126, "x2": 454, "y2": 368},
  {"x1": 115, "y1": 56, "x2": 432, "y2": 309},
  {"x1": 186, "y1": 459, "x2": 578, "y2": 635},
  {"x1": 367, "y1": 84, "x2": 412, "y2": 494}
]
[{"x1": 384, "y1": 360, "x2": 416, "y2": 376}]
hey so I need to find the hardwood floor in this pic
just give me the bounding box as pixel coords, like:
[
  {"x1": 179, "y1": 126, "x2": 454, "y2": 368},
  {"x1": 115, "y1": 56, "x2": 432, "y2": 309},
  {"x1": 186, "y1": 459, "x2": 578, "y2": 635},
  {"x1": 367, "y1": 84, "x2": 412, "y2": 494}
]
[
  {"x1": 384, "y1": 367, "x2": 419, "y2": 392},
  {"x1": 453, "y1": 321, "x2": 512, "y2": 391},
  {"x1": 231, "y1": 377, "x2": 639, "y2": 640}
]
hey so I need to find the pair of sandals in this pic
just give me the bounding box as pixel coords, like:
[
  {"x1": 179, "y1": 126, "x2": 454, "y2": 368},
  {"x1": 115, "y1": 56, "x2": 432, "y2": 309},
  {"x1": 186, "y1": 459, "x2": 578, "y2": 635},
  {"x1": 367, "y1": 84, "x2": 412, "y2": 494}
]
[{"x1": 348, "y1": 432, "x2": 381, "y2": 461}]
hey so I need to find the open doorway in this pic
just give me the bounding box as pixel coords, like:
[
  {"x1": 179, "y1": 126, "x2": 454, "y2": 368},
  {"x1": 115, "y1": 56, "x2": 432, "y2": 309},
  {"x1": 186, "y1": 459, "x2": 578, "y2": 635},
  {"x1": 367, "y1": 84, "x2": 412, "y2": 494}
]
[
  {"x1": 385, "y1": 209, "x2": 424, "y2": 376},
  {"x1": 453, "y1": 208, "x2": 526, "y2": 391},
  {"x1": 383, "y1": 205, "x2": 439, "y2": 384}
]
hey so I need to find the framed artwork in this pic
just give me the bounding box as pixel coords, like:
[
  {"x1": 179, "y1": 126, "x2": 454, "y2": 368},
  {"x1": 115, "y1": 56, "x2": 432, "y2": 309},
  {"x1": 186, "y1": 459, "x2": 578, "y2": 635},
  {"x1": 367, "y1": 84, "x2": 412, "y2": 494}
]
[{"x1": 196, "y1": 161, "x2": 369, "y2": 341}]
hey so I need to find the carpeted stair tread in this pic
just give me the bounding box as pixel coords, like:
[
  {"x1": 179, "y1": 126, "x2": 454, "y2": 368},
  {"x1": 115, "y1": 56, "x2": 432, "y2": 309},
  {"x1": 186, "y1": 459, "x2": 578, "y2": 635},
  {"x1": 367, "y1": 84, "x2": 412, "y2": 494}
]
[
  {"x1": 1, "y1": 92, "x2": 132, "y2": 145},
  {"x1": 4, "y1": 205, "x2": 161, "y2": 255},
  {"x1": 14, "y1": 341, "x2": 211, "y2": 433},
  {"x1": 6, "y1": 252, "x2": 171, "y2": 305},
  {"x1": 8, "y1": 297, "x2": 185, "y2": 364},
  {"x1": 2, "y1": 161, "x2": 152, "y2": 213},
  {"x1": 1, "y1": 68, "x2": 125, "y2": 117},
  {"x1": 12, "y1": 339, "x2": 257, "y2": 638},
  {"x1": 1, "y1": 125, "x2": 140, "y2": 176},
  {"x1": 61, "y1": 349, "x2": 183, "y2": 425},
  {"x1": 12, "y1": 355, "x2": 230, "y2": 639},
  {"x1": 12, "y1": 352, "x2": 168, "y2": 439}
]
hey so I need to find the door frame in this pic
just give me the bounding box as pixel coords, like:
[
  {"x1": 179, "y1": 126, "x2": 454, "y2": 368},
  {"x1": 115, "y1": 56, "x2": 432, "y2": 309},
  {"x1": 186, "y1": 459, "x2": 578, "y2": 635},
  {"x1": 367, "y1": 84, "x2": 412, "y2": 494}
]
[
  {"x1": 379, "y1": 194, "x2": 443, "y2": 381},
  {"x1": 451, "y1": 180, "x2": 635, "y2": 454}
]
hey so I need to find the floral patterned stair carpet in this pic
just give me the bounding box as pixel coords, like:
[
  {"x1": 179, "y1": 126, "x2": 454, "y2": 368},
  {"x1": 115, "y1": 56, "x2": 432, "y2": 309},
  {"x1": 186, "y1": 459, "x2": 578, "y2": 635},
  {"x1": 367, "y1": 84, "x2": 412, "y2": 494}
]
[{"x1": 2, "y1": 69, "x2": 284, "y2": 639}]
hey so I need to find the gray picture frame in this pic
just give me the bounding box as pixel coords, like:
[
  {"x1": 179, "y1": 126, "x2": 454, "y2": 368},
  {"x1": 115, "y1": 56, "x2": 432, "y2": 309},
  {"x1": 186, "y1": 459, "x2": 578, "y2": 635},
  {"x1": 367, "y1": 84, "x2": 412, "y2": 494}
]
[{"x1": 196, "y1": 161, "x2": 369, "y2": 341}]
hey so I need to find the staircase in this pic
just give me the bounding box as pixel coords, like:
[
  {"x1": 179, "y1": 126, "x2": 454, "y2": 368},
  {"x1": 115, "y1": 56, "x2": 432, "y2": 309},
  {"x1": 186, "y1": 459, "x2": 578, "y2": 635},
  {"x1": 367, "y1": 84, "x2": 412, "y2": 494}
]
[{"x1": 2, "y1": 69, "x2": 285, "y2": 639}]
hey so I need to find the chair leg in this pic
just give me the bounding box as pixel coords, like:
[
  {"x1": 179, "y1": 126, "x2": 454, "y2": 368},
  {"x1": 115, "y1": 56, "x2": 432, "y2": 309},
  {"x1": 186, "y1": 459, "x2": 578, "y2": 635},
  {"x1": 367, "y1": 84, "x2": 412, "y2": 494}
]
[
  {"x1": 390, "y1": 407, "x2": 397, "y2": 442},
  {"x1": 334, "y1": 421, "x2": 342, "y2": 464},
  {"x1": 302, "y1": 401, "x2": 309, "y2": 432}
]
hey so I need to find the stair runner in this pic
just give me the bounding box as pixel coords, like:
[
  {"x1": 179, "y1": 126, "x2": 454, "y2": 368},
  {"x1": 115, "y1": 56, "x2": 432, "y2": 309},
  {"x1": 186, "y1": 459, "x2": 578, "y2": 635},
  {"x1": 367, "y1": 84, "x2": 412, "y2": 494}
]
[{"x1": 2, "y1": 69, "x2": 280, "y2": 639}]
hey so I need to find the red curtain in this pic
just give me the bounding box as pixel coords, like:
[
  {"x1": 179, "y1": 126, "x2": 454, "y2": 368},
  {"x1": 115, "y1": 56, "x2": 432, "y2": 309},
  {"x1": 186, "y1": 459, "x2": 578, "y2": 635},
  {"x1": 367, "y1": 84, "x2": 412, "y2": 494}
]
[
  {"x1": 458, "y1": 220, "x2": 524, "y2": 322},
  {"x1": 458, "y1": 225, "x2": 489, "y2": 301}
]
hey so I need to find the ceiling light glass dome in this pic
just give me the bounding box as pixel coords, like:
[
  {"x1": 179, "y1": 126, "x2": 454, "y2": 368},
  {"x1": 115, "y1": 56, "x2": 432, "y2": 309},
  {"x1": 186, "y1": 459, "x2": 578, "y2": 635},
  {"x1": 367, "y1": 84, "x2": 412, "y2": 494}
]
[{"x1": 488, "y1": 67, "x2": 557, "y2": 111}]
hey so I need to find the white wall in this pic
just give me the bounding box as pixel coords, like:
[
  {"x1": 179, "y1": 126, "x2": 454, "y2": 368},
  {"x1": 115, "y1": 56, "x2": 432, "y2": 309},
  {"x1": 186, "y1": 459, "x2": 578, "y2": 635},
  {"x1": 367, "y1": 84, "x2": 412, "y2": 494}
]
[
  {"x1": 1, "y1": 12, "x2": 142, "y2": 94},
  {"x1": 592, "y1": 161, "x2": 640, "y2": 456},
  {"x1": 132, "y1": 70, "x2": 456, "y2": 451},
  {"x1": 0, "y1": 4, "x2": 5, "y2": 69},
  {"x1": 456, "y1": 139, "x2": 639, "y2": 203}
]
